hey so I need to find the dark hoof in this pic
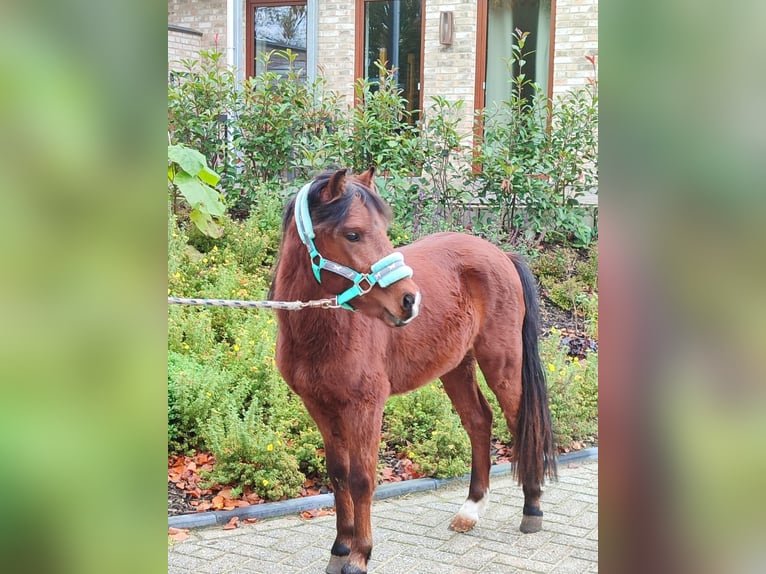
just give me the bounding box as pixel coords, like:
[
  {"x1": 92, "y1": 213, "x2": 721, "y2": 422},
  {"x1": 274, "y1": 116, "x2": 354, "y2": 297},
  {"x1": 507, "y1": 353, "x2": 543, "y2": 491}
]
[
  {"x1": 520, "y1": 514, "x2": 543, "y2": 533},
  {"x1": 341, "y1": 564, "x2": 367, "y2": 574},
  {"x1": 326, "y1": 555, "x2": 348, "y2": 574}
]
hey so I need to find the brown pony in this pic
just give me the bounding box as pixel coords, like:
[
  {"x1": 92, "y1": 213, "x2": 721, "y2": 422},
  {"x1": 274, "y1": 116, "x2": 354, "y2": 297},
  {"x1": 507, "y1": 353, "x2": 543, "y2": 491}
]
[{"x1": 270, "y1": 169, "x2": 557, "y2": 574}]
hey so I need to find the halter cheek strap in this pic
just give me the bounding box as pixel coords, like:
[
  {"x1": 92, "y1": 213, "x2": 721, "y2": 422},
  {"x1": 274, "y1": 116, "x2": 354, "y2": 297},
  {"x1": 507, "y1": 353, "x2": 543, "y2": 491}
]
[{"x1": 294, "y1": 182, "x2": 413, "y2": 310}]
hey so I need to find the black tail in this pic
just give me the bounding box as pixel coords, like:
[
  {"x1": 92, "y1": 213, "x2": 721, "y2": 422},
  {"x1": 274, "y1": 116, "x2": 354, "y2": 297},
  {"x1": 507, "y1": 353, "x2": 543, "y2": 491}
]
[{"x1": 510, "y1": 254, "x2": 558, "y2": 486}]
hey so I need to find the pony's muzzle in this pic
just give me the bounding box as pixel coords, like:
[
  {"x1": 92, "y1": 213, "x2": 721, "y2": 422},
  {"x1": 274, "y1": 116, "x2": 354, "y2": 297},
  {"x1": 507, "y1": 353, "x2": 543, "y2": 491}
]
[{"x1": 400, "y1": 291, "x2": 421, "y2": 324}]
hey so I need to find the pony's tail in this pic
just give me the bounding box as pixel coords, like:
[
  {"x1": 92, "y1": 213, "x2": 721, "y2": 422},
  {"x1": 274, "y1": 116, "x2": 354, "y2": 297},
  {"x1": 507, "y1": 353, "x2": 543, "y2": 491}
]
[{"x1": 510, "y1": 254, "x2": 558, "y2": 486}]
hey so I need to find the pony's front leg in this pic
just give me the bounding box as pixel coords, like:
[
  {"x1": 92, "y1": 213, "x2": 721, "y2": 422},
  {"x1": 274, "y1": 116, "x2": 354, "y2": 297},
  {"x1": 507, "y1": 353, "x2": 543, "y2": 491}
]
[
  {"x1": 341, "y1": 404, "x2": 384, "y2": 574},
  {"x1": 325, "y1": 442, "x2": 354, "y2": 574},
  {"x1": 302, "y1": 402, "x2": 354, "y2": 574}
]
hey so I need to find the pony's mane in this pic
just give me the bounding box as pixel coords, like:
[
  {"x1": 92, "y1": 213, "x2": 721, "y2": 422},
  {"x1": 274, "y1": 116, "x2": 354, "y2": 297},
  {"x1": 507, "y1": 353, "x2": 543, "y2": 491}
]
[{"x1": 280, "y1": 170, "x2": 392, "y2": 236}]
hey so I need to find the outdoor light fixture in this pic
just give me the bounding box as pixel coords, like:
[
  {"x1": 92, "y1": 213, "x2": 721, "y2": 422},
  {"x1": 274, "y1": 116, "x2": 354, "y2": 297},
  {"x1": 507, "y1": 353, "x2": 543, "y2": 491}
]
[{"x1": 439, "y1": 11, "x2": 454, "y2": 45}]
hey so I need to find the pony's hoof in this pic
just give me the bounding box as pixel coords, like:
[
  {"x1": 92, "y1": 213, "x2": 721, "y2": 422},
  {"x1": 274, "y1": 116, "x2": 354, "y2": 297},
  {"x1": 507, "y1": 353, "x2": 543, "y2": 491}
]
[
  {"x1": 519, "y1": 515, "x2": 543, "y2": 533},
  {"x1": 326, "y1": 554, "x2": 348, "y2": 574},
  {"x1": 449, "y1": 514, "x2": 477, "y2": 533},
  {"x1": 340, "y1": 563, "x2": 367, "y2": 574}
]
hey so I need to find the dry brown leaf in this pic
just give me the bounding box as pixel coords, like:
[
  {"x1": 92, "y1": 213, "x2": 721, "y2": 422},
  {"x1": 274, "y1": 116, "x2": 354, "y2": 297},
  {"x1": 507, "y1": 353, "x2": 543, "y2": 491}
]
[
  {"x1": 168, "y1": 527, "x2": 190, "y2": 542},
  {"x1": 196, "y1": 501, "x2": 212, "y2": 512},
  {"x1": 222, "y1": 516, "x2": 239, "y2": 530},
  {"x1": 212, "y1": 495, "x2": 225, "y2": 510}
]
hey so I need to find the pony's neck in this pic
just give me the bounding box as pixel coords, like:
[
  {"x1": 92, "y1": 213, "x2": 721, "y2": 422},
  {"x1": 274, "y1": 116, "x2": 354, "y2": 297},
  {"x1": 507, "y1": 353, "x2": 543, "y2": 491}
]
[{"x1": 273, "y1": 227, "x2": 355, "y2": 345}]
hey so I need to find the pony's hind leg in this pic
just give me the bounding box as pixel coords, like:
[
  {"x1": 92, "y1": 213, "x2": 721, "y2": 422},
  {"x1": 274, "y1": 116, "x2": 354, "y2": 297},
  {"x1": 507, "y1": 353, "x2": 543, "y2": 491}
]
[
  {"x1": 440, "y1": 353, "x2": 494, "y2": 533},
  {"x1": 476, "y1": 333, "x2": 556, "y2": 533},
  {"x1": 475, "y1": 344, "x2": 546, "y2": 534}
]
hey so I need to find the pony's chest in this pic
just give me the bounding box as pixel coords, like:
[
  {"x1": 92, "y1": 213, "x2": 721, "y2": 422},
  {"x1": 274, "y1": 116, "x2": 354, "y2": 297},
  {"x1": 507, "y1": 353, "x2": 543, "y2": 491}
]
[{"x1": 275, "y1": 333, "x2": 385, "y2": 398}]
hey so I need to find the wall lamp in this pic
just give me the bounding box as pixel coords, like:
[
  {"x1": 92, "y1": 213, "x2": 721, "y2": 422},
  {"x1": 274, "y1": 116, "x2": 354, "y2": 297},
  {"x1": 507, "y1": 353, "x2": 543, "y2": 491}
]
[{"x1": 439, "y1": 11, "x2": 454, "y2": 46}]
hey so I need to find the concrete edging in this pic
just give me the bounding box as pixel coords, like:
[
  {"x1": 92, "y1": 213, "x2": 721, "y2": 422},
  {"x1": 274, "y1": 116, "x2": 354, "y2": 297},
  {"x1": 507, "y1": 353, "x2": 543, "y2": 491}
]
[{"x1": 168, "y1": 447, "x2": 597, "y2": 529}]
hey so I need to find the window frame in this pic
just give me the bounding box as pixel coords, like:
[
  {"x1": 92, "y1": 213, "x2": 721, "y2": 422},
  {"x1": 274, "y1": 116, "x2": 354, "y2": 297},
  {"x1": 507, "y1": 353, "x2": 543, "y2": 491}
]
[
  {"x1": 474, "y1": 0, "x2": 557, "y2": 115},
  {"x1": 354, "y1": 0, "x2": 426, "y2": 112},
  {"x1": 245, "y1": 0, "x2": 310, "y2": 79}
]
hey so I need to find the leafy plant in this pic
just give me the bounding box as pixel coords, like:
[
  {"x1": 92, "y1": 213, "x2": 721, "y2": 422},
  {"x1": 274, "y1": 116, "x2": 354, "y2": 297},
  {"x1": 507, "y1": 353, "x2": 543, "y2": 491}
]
[
  {"x1": 472, "y1": 30, "x2": 598, "y2": 248},
  {"x1": 168, "y1": 50, "x2": 237, "y2": 181},
  {"x1": 541, "y1": 330, "x2": 598, "y2": 449},
  {"x1": 201, "y1": 408, "x2": 305, "y2": 500},
  {"x1": 168, "y1": 143, "x2": 226, "y2": 237},
  {"x1": 383, "y1": 382, "x2": 471, "y2": 478}
]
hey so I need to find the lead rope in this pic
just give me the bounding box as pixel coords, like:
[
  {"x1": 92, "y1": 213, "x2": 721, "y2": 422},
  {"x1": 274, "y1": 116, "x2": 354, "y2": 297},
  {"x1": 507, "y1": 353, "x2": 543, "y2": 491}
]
[{"x1": 167, "y1": 296, "x2": 341, "y2": 310}]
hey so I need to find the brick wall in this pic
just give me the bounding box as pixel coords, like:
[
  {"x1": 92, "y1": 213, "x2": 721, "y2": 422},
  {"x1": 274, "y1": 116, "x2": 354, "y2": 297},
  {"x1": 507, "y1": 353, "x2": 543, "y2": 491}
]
[
  {"x1": 422, "y1": 1, "x2": 479, "y2": 135},
  {"x1": 552, "y1": 0, "x2": 598, "y2": 98},
  {"x1": 168, "y1": 0, "x2": 228, "y2": 67},
  {"x1": 316, "y1": 1, "x2": 357, "y2": 109},
  {"x1": 166, "y1": 0, "x2": 597, "y2": 111},
  {"x1": 168, "y1": 27, "x2": 204, "y2": 71}
]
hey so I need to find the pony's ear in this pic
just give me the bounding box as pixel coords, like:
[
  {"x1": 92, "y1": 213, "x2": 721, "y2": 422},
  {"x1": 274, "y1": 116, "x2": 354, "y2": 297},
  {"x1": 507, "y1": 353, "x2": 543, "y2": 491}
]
[
  {"x1": 321, "y1": 168, "x2": 348, "y2": 202},
  {"x1": 357, "y1": 167, "x2": 377, "y2": 193}
]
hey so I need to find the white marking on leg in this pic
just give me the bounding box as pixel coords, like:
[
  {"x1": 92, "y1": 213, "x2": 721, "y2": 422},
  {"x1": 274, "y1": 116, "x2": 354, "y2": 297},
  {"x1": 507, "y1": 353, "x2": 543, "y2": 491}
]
[{"x1": 456, "y1": 491, "x2": 489, "y2": 523}]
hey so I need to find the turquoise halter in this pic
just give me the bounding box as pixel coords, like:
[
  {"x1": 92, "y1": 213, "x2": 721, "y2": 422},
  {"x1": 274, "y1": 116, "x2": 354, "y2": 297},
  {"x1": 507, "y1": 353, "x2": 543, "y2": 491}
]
[{"x1": 294, "y1": 181, "x2": 414, "y2": 310}]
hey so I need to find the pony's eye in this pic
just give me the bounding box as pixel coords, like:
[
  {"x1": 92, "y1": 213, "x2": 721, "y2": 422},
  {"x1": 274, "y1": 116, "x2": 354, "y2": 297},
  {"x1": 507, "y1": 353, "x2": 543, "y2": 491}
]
[{"x1": 345, "y1": 232, "x2": 361, "y2": 242}]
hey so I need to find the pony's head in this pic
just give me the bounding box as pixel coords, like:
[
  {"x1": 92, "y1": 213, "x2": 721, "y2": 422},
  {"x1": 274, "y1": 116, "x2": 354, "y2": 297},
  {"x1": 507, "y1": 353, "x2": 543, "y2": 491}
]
[{"x1": 288, "y1": 168, "x2": 420, "y2": 327}]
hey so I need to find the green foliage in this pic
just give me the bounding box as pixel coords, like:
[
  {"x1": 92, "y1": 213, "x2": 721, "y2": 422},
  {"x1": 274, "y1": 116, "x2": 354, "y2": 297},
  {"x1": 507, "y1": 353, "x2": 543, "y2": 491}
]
[
  {"x1": 168, "y1": 143, "x2": 226, "y2": 237},
  {"x1": 383, "y1": 383, "x2": 471, "y2": 478},
  {"x1": 168, "y1": 46, "x2": 596, "y2": 247},
  {"x1": 292, "y1": 427, "x2": 328, "y2": 484},
  {"x1": 472, "y1": 30, "x2": 598, "y2": 248},
  {"x1": 541, "y1": 330, "x2": 598, "y2": 448},
  {"x1": 532, "y1": 243, "x2": 598, "y2": 335},
  {"x1": 168, "y1": 50, "x2": 237, "y2": 179},
  {"x1": 233, "y1": 51, "x2": 343, "y2": 209},
  {"x1": 201, "y1": 410, "x2": 305, "y2": 501}
]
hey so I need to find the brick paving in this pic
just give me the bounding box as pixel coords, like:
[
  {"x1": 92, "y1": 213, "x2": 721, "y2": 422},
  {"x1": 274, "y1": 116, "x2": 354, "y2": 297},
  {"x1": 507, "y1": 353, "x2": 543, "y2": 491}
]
[{"x1": 169, "y1": 460, "x2": 597, "y2": 573}]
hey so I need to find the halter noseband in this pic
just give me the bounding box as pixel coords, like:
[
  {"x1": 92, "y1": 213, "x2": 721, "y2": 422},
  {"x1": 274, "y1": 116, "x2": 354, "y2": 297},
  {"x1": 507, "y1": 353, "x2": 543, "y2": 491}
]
[{"x1": 294, "y1": 181, "x2": 413, "y2": 310}]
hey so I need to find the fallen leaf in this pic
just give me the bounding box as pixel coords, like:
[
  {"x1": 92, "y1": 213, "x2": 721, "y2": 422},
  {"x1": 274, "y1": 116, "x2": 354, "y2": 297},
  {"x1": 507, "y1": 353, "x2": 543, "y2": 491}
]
[
  {"x1": 196, "y1": 501, "x2": 213, "y2": 512},
  {"x1": 212, "y1": 495, "x2": 225, "y2": 510},
  {"x1": 245, "y1": 493, "x2": 262, "y2": 504},
  {"x1": 222, "y1": 516, "x2": 239, "y2": 530},
  {"x1": 243, "y1": 518, "x2": 259, "y2": 524},
  {"x1": 168, "y1": 527, "x2": 190, "y2": 542},
  {"x1": 301, "y1": 508, "x2": 335, "y2": 519}
]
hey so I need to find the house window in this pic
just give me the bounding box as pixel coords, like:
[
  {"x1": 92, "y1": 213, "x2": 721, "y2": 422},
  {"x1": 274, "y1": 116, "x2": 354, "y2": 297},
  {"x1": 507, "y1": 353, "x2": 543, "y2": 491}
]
[
  {"x1": 355, "y1": 0, "x2": 423, "y2": 119},
  {"x1": 476, "y1": 0, "x2": 555, "y2": 110},
  {"x1": 246, "y1": 0, "x2": 309, "y2": 79}
]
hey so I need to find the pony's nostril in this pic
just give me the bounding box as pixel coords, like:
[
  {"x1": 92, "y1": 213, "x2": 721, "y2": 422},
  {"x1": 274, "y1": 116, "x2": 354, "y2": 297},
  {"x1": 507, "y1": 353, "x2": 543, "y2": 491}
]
[{"x1": 402, "y1": 293, "x2": 415, "y2": 313}]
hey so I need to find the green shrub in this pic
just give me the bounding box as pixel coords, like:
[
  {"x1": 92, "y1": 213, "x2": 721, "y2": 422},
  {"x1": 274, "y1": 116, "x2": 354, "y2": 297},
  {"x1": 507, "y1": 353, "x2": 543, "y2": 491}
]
[
  {"x1": 547, "y1": 276, "x2": 582, "y2": 312},
  {"x1": 383, "y1": 382, "x2": 471, "y2": 478},
  {"x1": 201, "y1": 407, "x2": 305, "y2": 500},
  {"x1": 292, "y1": 427, "x2": 328, "y2": 484},
  {"x1": 471, "y1": 29, "x2": 597, "y2": 248},
  {"x1": 412, "y1": 417, "x2": 472, "y2": 478},
  {"x1": 541, "y1": 330, "x2": 598, "y2": 448},
  {"x1": 168, "y1": 50, "x2": 237, "y2": 182},
  {"x1": 532, "y1": 244, "x2": 598, "y2": 324},
  {"x1": 167, "y1": 350, "x2": 241, "y2": 453}
]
